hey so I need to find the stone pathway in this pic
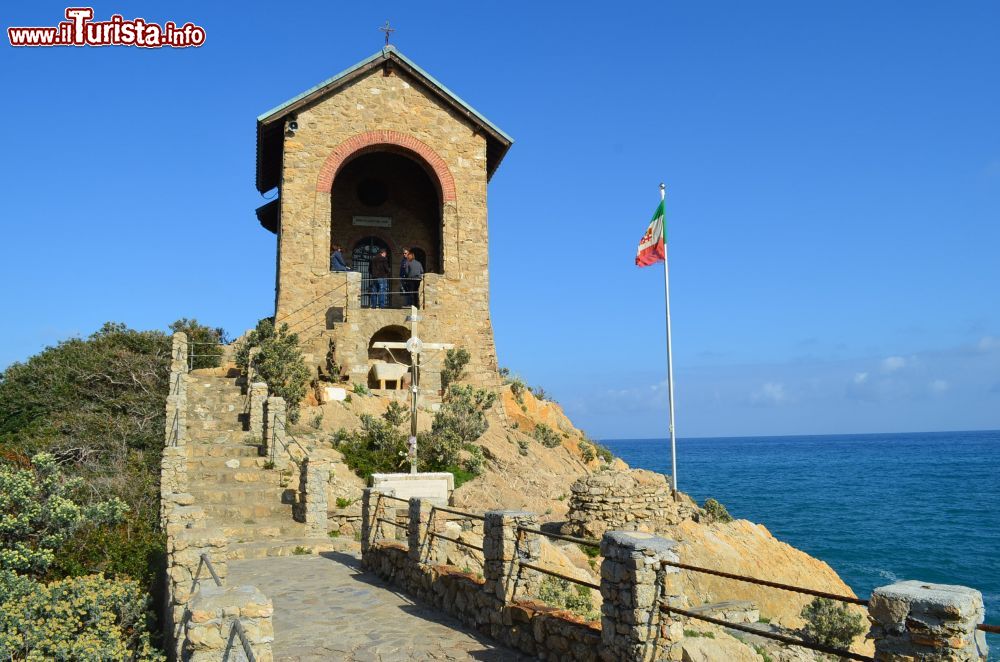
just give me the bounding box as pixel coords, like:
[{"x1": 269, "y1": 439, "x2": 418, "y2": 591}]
[{"x1": 228, "y1": 550, "x2": 529, "y2": 661}]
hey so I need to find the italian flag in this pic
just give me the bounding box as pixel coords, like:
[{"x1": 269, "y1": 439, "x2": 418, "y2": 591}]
[{"x1": 635, "y1": 200, "x2": 666, "y2": 267}]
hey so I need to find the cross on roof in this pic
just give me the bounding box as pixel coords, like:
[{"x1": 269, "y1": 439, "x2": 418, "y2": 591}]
[{"x1": 378, "y1": 20, "x2": 396, "y2": 47}]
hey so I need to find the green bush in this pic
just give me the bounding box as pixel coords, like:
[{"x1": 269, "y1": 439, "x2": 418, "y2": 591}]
[
  {"x1": 352, "y1": 382, "x2": 370, "y2": 396},
  {"x1": 528, "y1": 385, "x2": 553, "y2": 402},
  {"x1": 0, "y1": 572, "x2": 163, "y2": 661},
  {"x1": 505, "y1": 374, "x2": 527, "y2": 405},
  {"x1": 235, "y1": 318, "x2": 310, "y2": 422},
  {"x1": 382, "y1": 401, "x2": 409, "y2": 427},
  {"x1": 337, "y1": 385, "x2": 496, "y2": 485},
  {"x1": 533, "y1": 423, "x2": 561, "y2": 448},
  {"x1": 578, "y1": 440, "x2": 596, "y2": 462},
  {"x1": 537, "y1": 576, "x2": 599, "y2": 622},
  {"x1": 431, "y1": 385, "x2": 497, "y2": 445},
  {"x1": 0, "y1": 453, "x2": 127, "y2": 577},
  {"x1": 800, "y1": 597, "x2": 865, "y2": 649},
  {"x1": 169, "y1": 318, "x2": 226, "y2": 370},
  {"x1": 703, "y1": 497, "x2": 733, "y2": 523},
  {"x1": 441, "y1": 348, "x2": 470, "y2": 389},
  {"x1": 334, "y1": 415, "x2": 408, "y2": 481}
]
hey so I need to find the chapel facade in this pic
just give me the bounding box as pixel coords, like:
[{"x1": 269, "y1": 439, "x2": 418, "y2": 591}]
[{"x1": 254, "y1": 46, "x2": 512, "y2": 395}]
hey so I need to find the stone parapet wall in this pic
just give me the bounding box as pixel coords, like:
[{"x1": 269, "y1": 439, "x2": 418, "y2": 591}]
[
  {"x1": 364, "y1": 543, "x2": 602, "y2": 660},
  {"x1": 562, "y1": 470, "x2": 698, "y2": 540}
]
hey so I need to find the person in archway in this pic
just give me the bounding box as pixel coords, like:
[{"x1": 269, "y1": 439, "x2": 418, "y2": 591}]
[
  {"x1": 369, "y1": 247, "x2": 390, "y2": 308},
  {"x1": 330, "y1": 244, "x2": 349, "y2": 272},
  {"x1": 403, "y1": 247, "x2": 423, "y2": 308}
]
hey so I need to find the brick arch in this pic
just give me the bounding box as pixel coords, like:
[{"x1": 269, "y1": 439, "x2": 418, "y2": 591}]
[{"x1": 316, "y1": 130, "x2": 457, "y2": 202}]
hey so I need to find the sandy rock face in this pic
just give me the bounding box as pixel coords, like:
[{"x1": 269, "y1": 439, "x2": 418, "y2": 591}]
[
  {"x1": 681, "y1": 635, "x2": 763, "y2": 662},
  {"x1": 672, "y1": 518, "x2": 867, "y2": 633}
]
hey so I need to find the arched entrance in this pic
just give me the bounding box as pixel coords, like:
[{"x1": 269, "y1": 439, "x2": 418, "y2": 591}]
[
  {"x1": 331, "y1": 150, "x2": 442, "y2": 294},
  {"x1": 368, "y1": 325, "x2": 411, "y2": 390}
]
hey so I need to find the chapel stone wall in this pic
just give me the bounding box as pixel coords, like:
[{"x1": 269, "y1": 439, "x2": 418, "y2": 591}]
[{"x1": 275, "y1": 66, "x2": 500, "y2": 391}]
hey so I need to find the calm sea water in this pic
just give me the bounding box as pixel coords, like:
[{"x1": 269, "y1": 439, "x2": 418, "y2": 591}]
[{"x1": 603, "y1": 430, "x2": 999, "y2": 655}]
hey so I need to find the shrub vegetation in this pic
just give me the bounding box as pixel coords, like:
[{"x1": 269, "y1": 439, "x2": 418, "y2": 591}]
[
  {"x1": 235, "y1": 318, "x2": 310, "y2": 422},
  {"x1": 169, "y1": 318, "x2": 226, "y2": 370},
  {"x1": 800, "y1": 597, "x2": 865, "y2": 650},
  {"x1": 533, "y1": 423, "x2": 562, "y2": 448},
  {"x1": 440, "y1": 348, "x2": 470, "y2": 389},
  {"x1": 702, "y1": 497, "x2": 734, "y2": 523}
]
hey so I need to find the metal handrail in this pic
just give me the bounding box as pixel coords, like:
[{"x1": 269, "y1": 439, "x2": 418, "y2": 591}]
[
  {"x1": 519, "y1": 561, "x2": 600, "y2": 591},
  {"x1": 381, "y1": 494, "x2": 410, "y2": 504},
  {"x1": 660, "y1": 559, "x2": 869, "y2": 606},
  {"x1": 229, "y1": 620, "x2": 257, "y2": 662},
  {"x1": 169, "y1": 409, "x2": 180, "y2": 447},
  {"x1": 661, "y1": 604, "x2": 873, "y2": 661},
  {"x1": 517, "y1": 525, "x2": 599, "y2": 549},
  {"x1": 428, "y1": 530, "x2": 483, "y2": 553},
  {"x1": 430, "y1": 505, "x2": 485, "y2": 521},
  {"x1": 376, "y1": 516, "x2": 408, "y2": 530},
  {"x1": 198, "y1": 553, "x2": 223, "y2": 587},
  {"x1": 271, "y1": 416, "x2": 310, "y2": 462},
  {"x1": 274, "y1": 280, "x2": 350, "y2": 330},
  {"x1": 978, "y1": 623, "x2": 1000, "y2": 634}
]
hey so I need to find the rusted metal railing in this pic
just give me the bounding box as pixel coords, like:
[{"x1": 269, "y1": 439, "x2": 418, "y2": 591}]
[
  {"x1": 660, "y1": 559, "x2": 869, "y2": 606},
  {"x1": 431, "y1": 505, "x2": 485, "y2": 521},
  {"x1": 660, "y1": 604, "x2": 873, "y2": 661}
]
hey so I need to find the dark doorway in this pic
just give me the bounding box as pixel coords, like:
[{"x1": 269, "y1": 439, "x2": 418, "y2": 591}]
[{"x1": 353, "y1": 236, "x2": 391, "y2": 308}]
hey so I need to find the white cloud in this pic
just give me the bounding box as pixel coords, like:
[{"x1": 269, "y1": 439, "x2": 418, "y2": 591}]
[
  {"x1": 853, "y1": 372, "x2": 869, "y2": 384},
  {"x1": 978, "y1": 336, "x2": 999, "y2": 353},
  {"x1": 751, "y1": 381, "x2": 787, "y2": 406},
  {"x1": 929, "y1": 379, "x2": 950, "y2": 394},
  {"x1": 881, "y1": 356, "x2": 907, "y2": 372}
]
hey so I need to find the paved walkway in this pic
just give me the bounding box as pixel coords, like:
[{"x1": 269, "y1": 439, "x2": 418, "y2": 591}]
[{"x1": 228, "y1": 551, "x2": 529, "y2": 661}]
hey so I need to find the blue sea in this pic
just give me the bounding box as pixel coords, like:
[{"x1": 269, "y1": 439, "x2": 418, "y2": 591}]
[{"x1": 603, "y1": 430, "x2": 999, "y2": 656}]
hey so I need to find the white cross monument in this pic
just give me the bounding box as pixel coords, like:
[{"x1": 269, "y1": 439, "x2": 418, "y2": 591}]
[{"x1": 371, "y1": 306, "x2": 454, "y2": 473}]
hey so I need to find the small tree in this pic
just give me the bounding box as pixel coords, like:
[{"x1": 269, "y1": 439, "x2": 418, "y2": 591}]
[
  {"x1": 431, "y1": 385, "x2": 497, "y2": 445},
  {"x1": 440, "y1": 348, "x2": 470, "y2": 389},
  {"x1": 169, "y1": 318, "x2": 227, "y2": 369},
  {"x1": 800, "y1": 597, "x2": 865, "y2": 649},
  {"x1": 236, "y1": 318, "x2": 310, "y2": 422}
]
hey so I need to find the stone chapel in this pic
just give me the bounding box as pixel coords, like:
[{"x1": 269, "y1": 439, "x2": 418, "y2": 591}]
[{"x1": 253, "y1": 46, "x2": 513, "y2": 396}]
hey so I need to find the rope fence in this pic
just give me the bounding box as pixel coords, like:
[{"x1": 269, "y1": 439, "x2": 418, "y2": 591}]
[{"x1": 660, "y1": 604, "x2": 874, "y2": 661}]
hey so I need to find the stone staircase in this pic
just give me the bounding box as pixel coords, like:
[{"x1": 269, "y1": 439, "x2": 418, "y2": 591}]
[{"x1": 184, "y1": 374, "x2": 347, "y2": 560}]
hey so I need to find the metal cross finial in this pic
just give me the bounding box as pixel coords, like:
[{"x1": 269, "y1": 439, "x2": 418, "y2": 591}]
[{"x1": 379, "y1": 20, "x2": 396, "y2": 47}]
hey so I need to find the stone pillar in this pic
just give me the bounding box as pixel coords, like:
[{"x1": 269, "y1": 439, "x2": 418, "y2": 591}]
[
  {"x1": 599, "y1": 531, "x2": 686, "y2": 662},
  {"x1": 361, "y1": 488, "x2": 379, "y2": 557},
  {"x1": 345, "y1": 271, "x2": 362, "y2": 312},
  {"x1": 483, "y1": 510, "x2": 541, "y2": 604},
  {"x1": 298, "y1": 459, "x2": 329, "y2": 536},
  {"x1": 248, "y1": 382, "x2": 268, "y2": 439},
  {"x1": 408, "y1": 498, "x2": 433, "y2": 563},
  {"x1": 183, "y1": 585, "x2": 274, "y2": 662},
  {"x1": 165, "y1": 333, "x2": 189, "y2": 448},
  {"x1": 171, "y1": 331, "x2": 189, "y2": 374},
  {"x1": 264, "y1": 396, "x2": 288, "y2": 469},
  {"x1": 165, "y1": 528, "x2": 228, "y2": 660},
  {"x1": 869, "y1": 581, "x2": 988, "y2": 661},
  {"x1": 245, "y1": 346, "x2": 261, "y2": 388}
]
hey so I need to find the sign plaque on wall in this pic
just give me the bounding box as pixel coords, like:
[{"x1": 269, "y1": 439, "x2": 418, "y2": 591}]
[{"x1": 353, "y1": 216, "x2": 392, "y2": 228}]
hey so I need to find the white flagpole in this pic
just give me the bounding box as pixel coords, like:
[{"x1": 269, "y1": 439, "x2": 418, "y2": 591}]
[{"x1": 660, "y1": 183, "x2": 679, "y2": 499}]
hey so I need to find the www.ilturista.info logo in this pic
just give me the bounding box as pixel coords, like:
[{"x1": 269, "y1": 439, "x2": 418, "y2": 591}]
[{"x1": 8, "y1": 8, "x2": 206, "y2": 48}]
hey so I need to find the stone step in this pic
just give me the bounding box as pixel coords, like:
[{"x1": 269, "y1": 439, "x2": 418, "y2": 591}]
[
  {"x1": 187, "y1": 456, "x2": 270, "y2": 469},
  {"x1": 219, "y1": 521, "x2": 306, "y2": 540},
  {"x1": 225, "y1": 537, "x2": 355, "y2": 561},
  {"x1": 188, "y1": 469, "x2": 286, "y2": 486},
  {"x1": 187, "y1": 444, "x2": 261, "y2": 458},
  {"x1": 202, "y1": 502, "x2": 295, "y2": 520},
  {"x1": 188, "y1": 486, "x2": 292, "y2": 504}
]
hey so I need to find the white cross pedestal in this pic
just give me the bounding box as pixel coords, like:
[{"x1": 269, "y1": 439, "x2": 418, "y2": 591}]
[{"x1": 371, "y1": 306, "x2": 454, "y2": 473}]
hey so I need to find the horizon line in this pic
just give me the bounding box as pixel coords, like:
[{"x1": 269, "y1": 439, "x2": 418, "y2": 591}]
[{"x1": 601, "y1": 427, "x2": 1000, "y2": 442}]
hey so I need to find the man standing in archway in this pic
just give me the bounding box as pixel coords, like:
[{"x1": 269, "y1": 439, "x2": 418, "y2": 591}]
[{"x1": 369, "y1": 247, "x2": 390, "y2": 309}]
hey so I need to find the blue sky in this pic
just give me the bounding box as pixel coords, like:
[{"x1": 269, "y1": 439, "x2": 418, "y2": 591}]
[{"x1": 2, "y1": 1, "x2": 998, "y2": 439}]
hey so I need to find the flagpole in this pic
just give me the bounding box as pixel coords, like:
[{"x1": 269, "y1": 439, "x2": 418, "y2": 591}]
[{"x1": 660, "y1": 182, "x2": 679, "y2": 500}]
